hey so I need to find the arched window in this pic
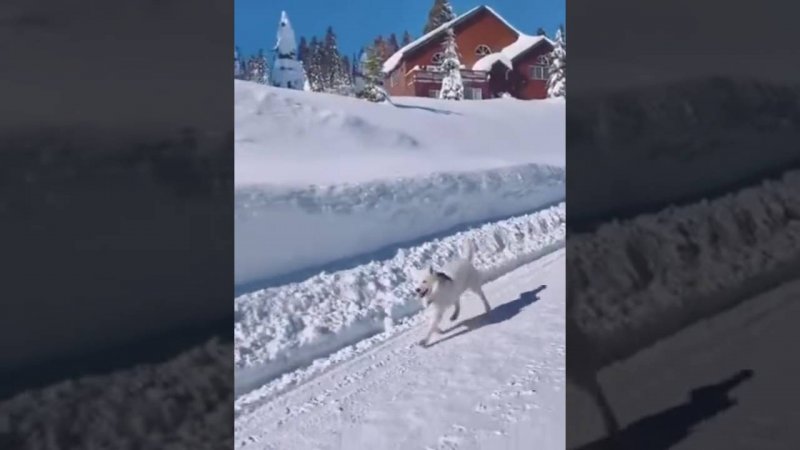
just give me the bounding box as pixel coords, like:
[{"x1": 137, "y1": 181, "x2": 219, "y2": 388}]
[
  {"x1": 475, "y1": 44, "x2": 492, "y2": 56},
  {"x1": 431, "y1": 52, "x2": 444, "y2": 64}
]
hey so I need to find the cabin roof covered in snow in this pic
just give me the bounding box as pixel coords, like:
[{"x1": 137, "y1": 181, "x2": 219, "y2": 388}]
[{"x1": 382, "y1": 5, "x2": 553, "y2": 74}]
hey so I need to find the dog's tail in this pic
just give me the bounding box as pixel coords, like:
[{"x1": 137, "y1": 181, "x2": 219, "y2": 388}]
[{"x1": 461, "y1": 238, "x2": 476, "y2": 261}]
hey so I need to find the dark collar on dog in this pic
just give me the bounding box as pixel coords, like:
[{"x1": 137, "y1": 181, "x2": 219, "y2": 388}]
[{"x1": 435, "y1": 271, "x2": 452, "y2": 282}]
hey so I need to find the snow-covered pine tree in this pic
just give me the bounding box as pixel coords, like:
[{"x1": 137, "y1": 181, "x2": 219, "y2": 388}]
[
  {"x1": 339, "y1": 55, "x2": 355, "y2": 95},
  {"x1": 306, "y1": 36, "x2": 323, "y2": 91},
  {"x1": 402, "y1": 30, "x2": 413, "y2": 46},
  {"x1": 322, "y1": 26, "x2": 350, "y2": 94},
  {"x1": 359, "y1": 46, "x2": 385, "y2": 102},
  {"x1": 258, "y1": 49, "x2": 270, "y2": 85},
  {"x1": 546, "y1": 26, "x2": 566, "y2": 98},
  {"x1": 438, "y1": 27, "x2": 464, "y2": 100},
  {"x1": 270, "y1": 11, "x2": 306, "y2": 90},
  {"x1": 246, "y1": 54, "x2": 260, "y2": 82},
  {"x1": 423, "y1": 0, "x2": 456, "y2": 34},
  {"x1": 234, "y1": 47, "x2": 243, "y2": 79}
]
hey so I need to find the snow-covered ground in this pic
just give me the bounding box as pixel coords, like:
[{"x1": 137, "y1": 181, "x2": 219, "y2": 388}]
[
  {"x1": 568, "y1": 170, "x2": 800, "y2": 365},
  {"x1": 569, "y1": 275, "x2": 800, "y2": 450},
  {"x1": 236, "y1": 249, "x2": 566, "y2": 450},
  {"x1": 234, "y1": 81, "x2": 565, "y2": 286},
  {"x1": 234, "y1": 81, "x2": 566, "y2": 448},
  {"x1": 235, "y1": 204, "x2": 565, "y2": 399},
  {"x1": 568, "y1": 78, "x2": 800, "y2": 222}
]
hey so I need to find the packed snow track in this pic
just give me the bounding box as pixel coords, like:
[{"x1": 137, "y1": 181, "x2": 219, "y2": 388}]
[{"x1": 235, "y1": 249, "x2": 566, "y2": 450}]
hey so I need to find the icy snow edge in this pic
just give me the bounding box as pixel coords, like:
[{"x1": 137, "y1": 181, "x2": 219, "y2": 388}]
[
  {"x1": 570, "y1": 170, "x2": 800, "y2": 364},
  {"x1": 234, "y1": 203, "x2": 565, "y2": 395}
]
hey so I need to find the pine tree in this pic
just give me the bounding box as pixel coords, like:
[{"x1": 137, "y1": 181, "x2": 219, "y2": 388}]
[
  {"x1": 258, "y1": 49, "x2": 270, "y2": 84},
  {"x1": 438, "y1": 27, "x2": 463, "y2": 100},
  {"x1": 423, "y1": 0, "x2": 456, "y2": 34},
  {"x1": 546, "y1": 26, "x2": 566, "y2": 98},
  {"x1": 536, "y1": 27, "x2": 547, "y2": 36},
  {"x1": 322, "y1": 26, "x2": 350, "y2": 93},
  {"x1": 298, "y1": 37, "x2": 309, "y2": 62},
  {"x1": 359, "y1": 45, "x2": 385, "y2": 102},
  {"x1": 270, "y1": 11, "x2": 306, "y2": 89},
  {"x1": 306, "y1": 36, "x2": 323, "y2": 91},
  {"x1": 402, "y1": 30, "x2": 413, "y2": 46},
  {"x1": 246, "y1": 54, "x2": 260, "y2": 82},
  {"x1": 373, "y1": 35, "x2": 389, "y2": 62},
  {"x1": 387, "y1": 33, "x2": 400, "y2": 56},
  {"x1": 234, "y1": 47, "x2": 243, "y2": 79}
]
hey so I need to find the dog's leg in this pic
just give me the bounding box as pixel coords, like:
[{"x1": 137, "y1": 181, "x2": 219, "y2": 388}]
[
  {"x1": 471, "y1": 286, "x2": 491, "y2": 313},
  {"x1": 449, "y1": 299, "x2": 461, "y2": 321},
  {"x1": 421, "y1": 307, "x2": 445, "y2": 346}
]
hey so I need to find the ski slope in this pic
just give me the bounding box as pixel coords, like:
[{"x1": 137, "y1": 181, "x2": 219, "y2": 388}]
[{"x1": 236, "y1": 249, "x2": 566, "y2": 450}]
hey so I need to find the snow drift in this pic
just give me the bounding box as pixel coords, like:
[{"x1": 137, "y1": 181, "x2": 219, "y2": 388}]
[
  {"x1": 569, "y1": 170, "x2": 800, "y2": 364},
  {"x1": 234, "y1": 204, "x2": 565, "y2": 398},
  {"x1": 568, "y1": 78, "x2": 800, "y2": 223},
  {"x1": 234, "y1": 81, "x2": 565, "y2": 286}
]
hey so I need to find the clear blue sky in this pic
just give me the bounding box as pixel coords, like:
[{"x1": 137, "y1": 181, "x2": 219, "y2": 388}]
[{"x1": 235, "y1": 0, "x2": 564, "y2": 60}]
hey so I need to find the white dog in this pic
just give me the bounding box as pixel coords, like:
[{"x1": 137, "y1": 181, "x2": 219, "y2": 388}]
[{"x1": 414, "y1": 239, "x2": 491, "y2": 346}]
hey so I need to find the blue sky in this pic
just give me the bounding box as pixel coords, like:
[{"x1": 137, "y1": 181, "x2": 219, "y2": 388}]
[{"x1": 235, "y1": 0, "x2": 565, "y2": 60}]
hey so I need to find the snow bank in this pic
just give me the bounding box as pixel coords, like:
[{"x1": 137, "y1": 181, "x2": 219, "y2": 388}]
[
  {"x1": 569, "y1": 170, "x2": 800, "y2": 364},
  {"x1": 234, "y1": 203, "x2": 565, "y2": 396},
  {"x1": 0, "y1": 338, "x2": 231, "y2": 449},
  {"x1": 235, "y1": 81, "x2": 564, "y2": 186},
  {"x1": 236, "y1": 163, "x2": 564, "y2": 285},
  {"x1": 569, "y1": 78, "x2": 800, "y2": 221},
  {"x1": 234, "y1": 81, "x2": 565, "y2": 285}
]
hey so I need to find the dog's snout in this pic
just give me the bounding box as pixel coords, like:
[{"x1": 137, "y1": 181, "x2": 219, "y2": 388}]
[{"x1": 414, "y1": 287, "x2": 421, "y2": 293}]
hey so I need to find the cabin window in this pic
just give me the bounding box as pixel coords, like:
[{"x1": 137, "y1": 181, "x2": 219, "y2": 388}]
[
  {"x1": 475, "y1": 44, "x2": 492, "y2": 56},
  {"x1": 431, "y1": 52, "x2": 444, "y2": 64},
  {"x1": 530, "y1": 65, "x2": 548, "y2": 80}
]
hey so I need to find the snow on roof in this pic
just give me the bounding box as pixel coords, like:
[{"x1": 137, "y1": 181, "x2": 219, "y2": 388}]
[
  {"x1": 382, "y1": 5, "x2": 486, "y2": 74},
  {"x1": 382, "y1": 5, "x2": 552, "y2": 74},
  {"x1": 501, "y1": 34, "x2": 551, "y2": 60},
  {"x1": 472, "y1": 53, "x2": 513, "y2": 71}
]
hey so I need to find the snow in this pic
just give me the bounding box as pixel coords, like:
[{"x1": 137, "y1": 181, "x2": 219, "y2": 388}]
[
  {"x1": 569, "y1": 169, "x2": 800, "y2": 366},
  {"x1": 0, "y1": 338, "x2": 232, "y2": 449},
  {"x1": 275, "y1": 11, "x2": 297, "y2": 56},
  {"x1": 271, "y1": 11, "x2": 305, "y2": 89},
  {"x1": 232, "y1": 75, "x2": 565, "y2": 448},
  {"x1": 234, "y1": 81, "x2": 565, "y2": 285},
  {"x1": 568, "y1": 78, "x2": 800, "y2": 221},
  {"x1": 501, "y1": 34, "x2": 550, "y2": 60},
  {"x1": 235, "y1": 249, "x2": 566, "y2": 450},
  {"x1": 234, "y1": 204, "x2": 565, "y2": 396},
  {"x1": 569, "y1": 276, "x2": 800, "y2": 449},
  {"x1": 473, "y1": 52, "x2": 513, "y2": 71}
]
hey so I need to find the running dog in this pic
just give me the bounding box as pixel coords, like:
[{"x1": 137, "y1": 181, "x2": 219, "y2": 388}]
[{"x1": 413, "y1": 240, "x2": 491, "y2": 346}]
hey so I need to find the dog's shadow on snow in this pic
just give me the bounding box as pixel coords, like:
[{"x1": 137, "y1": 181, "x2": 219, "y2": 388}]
[{"x1": 425, "y1": 284, "x2": 547, "y2": 348}]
